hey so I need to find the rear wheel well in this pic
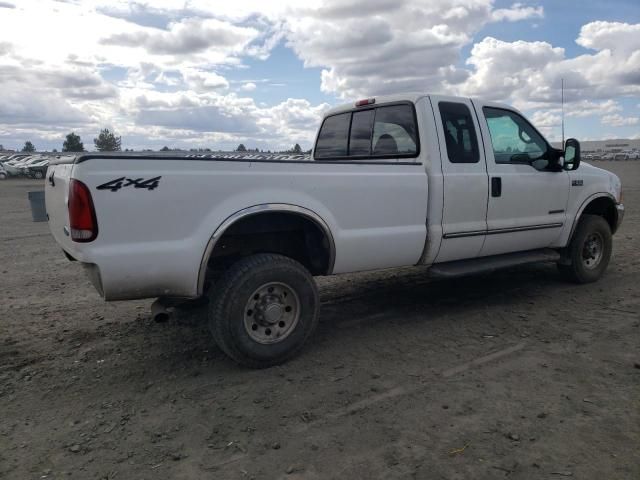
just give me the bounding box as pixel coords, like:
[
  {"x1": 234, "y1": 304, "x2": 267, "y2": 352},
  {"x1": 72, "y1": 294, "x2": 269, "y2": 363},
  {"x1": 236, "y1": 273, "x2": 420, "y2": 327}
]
[
  {"x1": 580, "y1": 196, "x2": 617, "y2": 233},
  {"x1": 206, "y1": 212, "x2": 333, "y2": 282}
]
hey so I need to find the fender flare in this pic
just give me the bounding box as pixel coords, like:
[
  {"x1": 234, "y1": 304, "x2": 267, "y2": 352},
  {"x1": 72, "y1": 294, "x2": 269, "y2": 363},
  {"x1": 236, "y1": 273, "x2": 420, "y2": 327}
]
[
  {"x1": 568, "y1": 192, "x2": 617, "y2": 241},
  {"x1": 197, "y1": 203, "x2": 336, "y2": 296}
]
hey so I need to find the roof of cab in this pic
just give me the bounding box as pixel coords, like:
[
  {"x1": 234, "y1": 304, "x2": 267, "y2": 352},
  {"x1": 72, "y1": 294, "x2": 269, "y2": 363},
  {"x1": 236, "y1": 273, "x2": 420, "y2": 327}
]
[
  {"x1": 323, "y1": 92, "x2": 429, "y2": 117},
  {"x1": 323, "y1": 92, "x2": 517, "y2": 117}
]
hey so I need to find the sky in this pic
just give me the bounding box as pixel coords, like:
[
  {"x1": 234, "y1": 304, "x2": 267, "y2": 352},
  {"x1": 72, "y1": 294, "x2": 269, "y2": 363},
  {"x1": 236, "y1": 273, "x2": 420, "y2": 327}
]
[{"x1": 0, "y1": 0, "x2": 639, "y2": 152}]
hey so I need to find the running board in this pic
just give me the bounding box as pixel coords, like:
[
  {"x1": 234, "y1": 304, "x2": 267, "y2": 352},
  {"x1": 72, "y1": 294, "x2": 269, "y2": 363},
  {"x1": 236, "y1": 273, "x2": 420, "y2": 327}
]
[{"x1": 429, "y1": 249, "x2": 561, "y2": 278}]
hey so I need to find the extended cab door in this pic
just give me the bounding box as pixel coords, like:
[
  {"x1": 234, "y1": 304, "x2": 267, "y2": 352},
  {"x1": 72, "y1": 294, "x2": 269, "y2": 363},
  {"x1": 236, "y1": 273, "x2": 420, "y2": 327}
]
[
  {"x1": 473, "y1": 101, "x2": 569, "y2": 256},
  {"x1": 431, "y1": 96, "x2": 489, "y2": 263}
]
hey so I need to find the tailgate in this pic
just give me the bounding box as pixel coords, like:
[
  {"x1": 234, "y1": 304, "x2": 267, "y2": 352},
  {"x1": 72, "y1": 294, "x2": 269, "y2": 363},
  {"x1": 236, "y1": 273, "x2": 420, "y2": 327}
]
[{"x1": 45, "y1": 163, "x2": 77, "y2": 255}]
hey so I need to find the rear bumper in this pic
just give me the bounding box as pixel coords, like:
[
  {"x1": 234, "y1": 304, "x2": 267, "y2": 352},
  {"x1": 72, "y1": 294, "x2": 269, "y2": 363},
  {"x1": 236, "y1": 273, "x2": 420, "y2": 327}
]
[
  {"x1": 83, "y1": 263, "x2": 104, "y2": 298},
  {"x1": 72, "y1": 249, "x2": 200, "y2": 301},
  {"x1": 615, "y1": 203, "x2": 624, "y2": 233}
]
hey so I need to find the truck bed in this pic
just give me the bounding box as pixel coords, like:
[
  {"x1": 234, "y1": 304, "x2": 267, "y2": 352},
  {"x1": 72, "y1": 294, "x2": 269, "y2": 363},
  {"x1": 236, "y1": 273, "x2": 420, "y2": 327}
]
[{"x1": 45, "y1": 153, "x2": 429, "y2": 300}]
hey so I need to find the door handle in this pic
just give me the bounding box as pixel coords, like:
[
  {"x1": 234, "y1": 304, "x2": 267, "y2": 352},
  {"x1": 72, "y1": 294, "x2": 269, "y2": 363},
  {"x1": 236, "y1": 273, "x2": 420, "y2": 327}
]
[{"x1": 491, "y1": 177, "x2": 502, "y2": 197}]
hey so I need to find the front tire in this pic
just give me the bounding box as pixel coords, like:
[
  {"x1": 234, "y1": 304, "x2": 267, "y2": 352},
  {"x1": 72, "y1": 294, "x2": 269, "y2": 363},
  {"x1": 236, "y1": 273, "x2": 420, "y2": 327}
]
[
  {"x1": 208, "y1": 254, "x2": 319, "y2": 368},
  {"x1": 558, "y1": 214, "x2": 612, "y2": 283},
  {"x1": 33, "y1": 171, "x2": 44, "y2": 180}
]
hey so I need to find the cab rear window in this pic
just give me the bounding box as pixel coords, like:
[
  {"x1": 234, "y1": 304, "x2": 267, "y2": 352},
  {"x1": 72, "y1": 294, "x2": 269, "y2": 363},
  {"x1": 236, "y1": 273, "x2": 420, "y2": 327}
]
[
  {"x1": 349, "y1": 109, "x2": 375, "y2": 156},
  {"x1": 314, "y1": 113, "x2": 350, "y2": 158},
  {"x1": 314, "y1": 103, "x2": 419, "y2": 160},
  {"x1": 372, "y1": 105, "x2": 418, "y2": 156}
]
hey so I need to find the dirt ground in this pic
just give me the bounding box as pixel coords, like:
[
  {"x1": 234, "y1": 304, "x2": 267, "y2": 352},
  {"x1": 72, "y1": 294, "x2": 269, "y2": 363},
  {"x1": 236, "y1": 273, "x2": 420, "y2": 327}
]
[{"x1": 1, "y1": 161, "x2": 639, "y2": 480}]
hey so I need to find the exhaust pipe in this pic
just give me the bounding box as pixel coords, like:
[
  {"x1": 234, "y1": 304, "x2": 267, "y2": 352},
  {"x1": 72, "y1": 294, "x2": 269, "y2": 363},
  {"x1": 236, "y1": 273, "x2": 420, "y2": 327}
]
[{"x1": 151, "y1": 299, "x2": 170, "y2": 323}]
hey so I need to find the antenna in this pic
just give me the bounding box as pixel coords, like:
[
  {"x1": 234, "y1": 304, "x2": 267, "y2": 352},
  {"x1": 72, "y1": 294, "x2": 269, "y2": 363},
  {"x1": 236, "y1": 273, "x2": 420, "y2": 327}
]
[{"x1": 561, "y1": 78, "x2": 565, "y2": 145}]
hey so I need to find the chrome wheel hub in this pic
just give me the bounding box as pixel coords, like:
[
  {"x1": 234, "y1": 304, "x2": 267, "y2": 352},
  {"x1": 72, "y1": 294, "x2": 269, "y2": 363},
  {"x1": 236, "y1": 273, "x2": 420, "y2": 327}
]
[
  {"x1": 244, "y1": 282, "x2": 300, "y2": 344},
  {"x1": 582, "y1": 232, "x2": 603, "y2": 269}
]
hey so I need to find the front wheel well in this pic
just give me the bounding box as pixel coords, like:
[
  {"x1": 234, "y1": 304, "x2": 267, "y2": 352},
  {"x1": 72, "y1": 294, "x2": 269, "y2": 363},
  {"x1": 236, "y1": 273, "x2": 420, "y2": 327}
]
[
  {"x1": 205, "y1": 211, "x2": 334, "y2": 283},
  {"x1": 580, "y1": 196, "x2": 618, "y2": 234}
]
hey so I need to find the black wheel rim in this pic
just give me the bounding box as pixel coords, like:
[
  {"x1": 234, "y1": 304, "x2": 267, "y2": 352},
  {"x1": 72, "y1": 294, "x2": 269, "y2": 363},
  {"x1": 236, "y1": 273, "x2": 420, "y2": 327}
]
[
  {"x1": 581, "y1": 232, "x2": 604, "y2": 269},
  {"x1": 243, "y1": 282, "x2": 300, "y2": 344}
]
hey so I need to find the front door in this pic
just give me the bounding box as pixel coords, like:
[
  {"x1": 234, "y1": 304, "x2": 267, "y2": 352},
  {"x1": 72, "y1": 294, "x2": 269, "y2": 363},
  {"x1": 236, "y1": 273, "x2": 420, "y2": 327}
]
[
  {"x1": 432, "y1": 96, "x2": 489, "y2": 263},
  {"x1": 473, "y1": 101, "x2": 569, "y2": 257}
]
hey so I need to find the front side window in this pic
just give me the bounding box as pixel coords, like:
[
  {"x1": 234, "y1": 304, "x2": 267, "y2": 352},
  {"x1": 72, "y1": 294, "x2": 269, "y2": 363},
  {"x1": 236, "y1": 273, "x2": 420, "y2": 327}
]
[
  {"x1": 483, "y1": 107, "x2": 548, "y2": 164},
  {"x1": 314, "y1": 112, "x2": 350, "y2": 158},
  {"x1": 372, "y1": 105, "x2": 418, "y2": 156},
  {"x1": 439, "y1": 102, "x2": 479, "y2": 163}
]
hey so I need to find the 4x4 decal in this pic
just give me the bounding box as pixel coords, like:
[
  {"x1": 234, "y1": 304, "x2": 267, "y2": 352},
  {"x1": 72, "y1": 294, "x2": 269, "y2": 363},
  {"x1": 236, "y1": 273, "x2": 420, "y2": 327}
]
[{"x1": 97, "y1": 176, "x2": 161, "y2": 192}]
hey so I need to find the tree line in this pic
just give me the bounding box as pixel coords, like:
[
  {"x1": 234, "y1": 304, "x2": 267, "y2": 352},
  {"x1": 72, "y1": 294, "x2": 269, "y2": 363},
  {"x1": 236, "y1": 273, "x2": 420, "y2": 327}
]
[
  {"x1": 12, "y1": 129, "x2": 122, "y2": 153},
  {"x1": 11, "y1": 132, "x2": 308, "y2": 154},
  {"x1": 234, "y1": 143, "x2": 309, "y2": 154}
]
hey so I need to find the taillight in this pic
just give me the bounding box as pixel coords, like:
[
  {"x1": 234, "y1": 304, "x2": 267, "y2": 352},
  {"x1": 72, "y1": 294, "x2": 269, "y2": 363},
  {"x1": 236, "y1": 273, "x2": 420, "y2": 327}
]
[{"x1": 68, "y1": 179, "x2": 98, "y2": 242}]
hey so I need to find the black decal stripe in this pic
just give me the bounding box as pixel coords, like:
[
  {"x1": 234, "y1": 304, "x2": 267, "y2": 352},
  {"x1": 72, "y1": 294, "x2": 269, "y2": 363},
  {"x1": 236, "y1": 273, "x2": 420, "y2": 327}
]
[
  {"x1": 548, "y1": 209, "x2": 565, "y2": 214},
  {"x1": 443, "y1": 229, "x2": 487, "y2": 239},
  {"x1": 443, "y1": 223, "x2": 563, "y2": 239}
]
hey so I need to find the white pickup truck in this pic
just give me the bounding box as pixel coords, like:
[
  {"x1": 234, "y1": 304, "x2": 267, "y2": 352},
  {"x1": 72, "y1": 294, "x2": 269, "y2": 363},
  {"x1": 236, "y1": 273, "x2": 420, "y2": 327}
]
[{"x1": 45, "y1": 93, "x2": 624, "y2": 367}]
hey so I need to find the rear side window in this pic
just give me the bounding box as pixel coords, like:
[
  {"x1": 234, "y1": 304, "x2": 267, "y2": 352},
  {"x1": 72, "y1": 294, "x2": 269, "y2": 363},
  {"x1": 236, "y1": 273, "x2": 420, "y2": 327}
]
[
  {"x1": 372, "y1": 105, "x2": 418, "y2": 156},
  {"x1": 439, "y1": 102, "x2": 479, "y2": 163},
  {"x1": 315, "y1": 103, "x2": 419, "y2": 159},
  {"x1": 314, "y1": 112, "x2": 350, "y2": 158}
]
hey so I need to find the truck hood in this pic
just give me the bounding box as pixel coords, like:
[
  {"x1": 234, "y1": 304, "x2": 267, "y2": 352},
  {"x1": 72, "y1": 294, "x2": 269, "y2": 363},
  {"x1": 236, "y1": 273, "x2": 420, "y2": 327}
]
[{"x1": 577, "y1": 161, "x2": 622, "y2": 203}]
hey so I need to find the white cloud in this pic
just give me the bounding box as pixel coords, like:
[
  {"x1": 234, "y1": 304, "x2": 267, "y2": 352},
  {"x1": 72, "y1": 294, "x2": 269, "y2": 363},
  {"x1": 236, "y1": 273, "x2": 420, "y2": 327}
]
[
  {"x1": 530, "y1": 110, "x2": 561, "y2": 128},
  {"x1": 601, "y1": 114, "x2": 639, "y2": 127},
  {"x1": 0, "y1": 41, "x2": 11, "y2": 55},
  {"x1": 457, "y1": 21, "x2": 640, "y2": 128},
  {"x1": 1, "y1": 1, "x2": 639, "y2": 150},
  {"x1": 566, "y1": 100, "x2": 622, "y2": 118},
  {"x1": 184, "y1": 70, "x2": 230, "y2": 91},
  {"x1": 491, "y1": 3, "x2": 543, "y2": 22},
  {"x1": 101, "y1": 17, "x2": 258, "y2": 56},
  {"x1": 461, "y1": 37, "x2": 565, "y2": 102},
  {"x1": 283, "y1": 0, "x2": 545, "y2": 99},
  {"x1": 576, "y1": 21, "x2": 640, "y2": 53},
  {"x1": 257, "y1": 98, "x2": 330, "y2": 141}
]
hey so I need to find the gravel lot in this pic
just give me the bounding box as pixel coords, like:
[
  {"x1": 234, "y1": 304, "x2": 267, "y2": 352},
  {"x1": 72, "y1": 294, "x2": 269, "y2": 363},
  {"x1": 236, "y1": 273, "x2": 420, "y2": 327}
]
[{"x1": 1, "y1": 161, "x2": 639, "y2": 479}]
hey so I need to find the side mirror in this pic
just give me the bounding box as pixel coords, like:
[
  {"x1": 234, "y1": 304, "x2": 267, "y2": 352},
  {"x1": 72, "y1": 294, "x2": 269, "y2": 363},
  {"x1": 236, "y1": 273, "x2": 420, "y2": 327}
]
[{"x1": 564, "y1": 138, "x2": 580, "y2": 171}]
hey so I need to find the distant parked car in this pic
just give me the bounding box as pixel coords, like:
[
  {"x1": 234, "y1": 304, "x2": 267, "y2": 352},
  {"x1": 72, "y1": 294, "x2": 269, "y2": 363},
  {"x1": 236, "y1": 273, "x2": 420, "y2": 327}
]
[
  {"x1": 614, "y1": 153, "x2": 629, "y2": 161},
  {"x1": 14, "y1": 156, "x2": 43, "y2": 173},
  {"x1": 3, "y1": 156, "x2": 33, "y2": 176},
  {"x1": 25, "y1": 159, "x2": 50, "y2": 179},
  {"x1": 1, "y1": 154, "x2": 29, "y2": 165},
  {"x1": 7, "y1": 156, "x2": 48, "y2": 176}
]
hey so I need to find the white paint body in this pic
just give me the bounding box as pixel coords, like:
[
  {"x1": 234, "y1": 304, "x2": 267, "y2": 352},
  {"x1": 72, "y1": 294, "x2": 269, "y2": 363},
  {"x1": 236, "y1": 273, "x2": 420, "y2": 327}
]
[{"x1": 45, "y1": 94, "x2": 623, "y2": 301}]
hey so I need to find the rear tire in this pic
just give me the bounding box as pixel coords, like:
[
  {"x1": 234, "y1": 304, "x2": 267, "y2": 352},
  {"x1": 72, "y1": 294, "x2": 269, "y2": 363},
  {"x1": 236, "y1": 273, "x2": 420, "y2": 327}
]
[
  {"x1": 558, "y1": 214, "x2": 612, "y2": 283},
  {"x1": 0, "y1": 172, "x2": 6, "y2": 180},
  {"x1": 208, "y1": 253, "x2": 319, "y2": 368}
]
